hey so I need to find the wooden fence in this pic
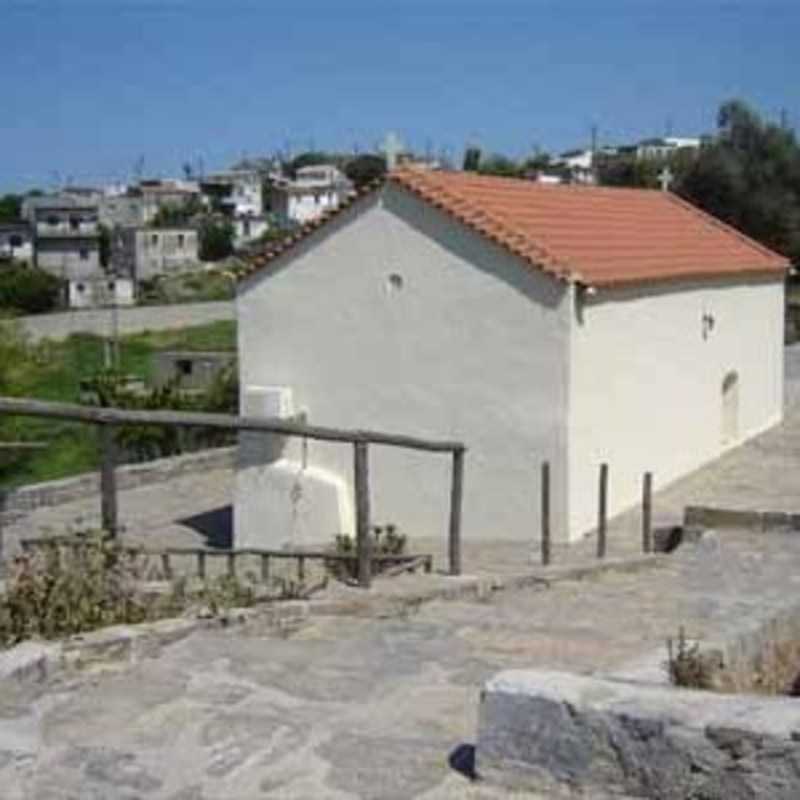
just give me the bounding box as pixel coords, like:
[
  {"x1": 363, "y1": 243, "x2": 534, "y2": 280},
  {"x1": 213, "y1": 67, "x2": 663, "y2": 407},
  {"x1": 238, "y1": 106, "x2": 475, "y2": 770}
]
[
  {"x1": 0, "y1": 397, "x2": 466, "y2": 588},
  {"x1": 539, "y1": 461, "x2": 655, "y2": 564}
]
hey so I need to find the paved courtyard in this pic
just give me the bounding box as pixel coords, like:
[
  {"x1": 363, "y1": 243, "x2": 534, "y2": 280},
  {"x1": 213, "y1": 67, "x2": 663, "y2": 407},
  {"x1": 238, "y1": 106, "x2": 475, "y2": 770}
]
[{"x1": 2, "y1": 527, "x2": 800, "y2": 798}]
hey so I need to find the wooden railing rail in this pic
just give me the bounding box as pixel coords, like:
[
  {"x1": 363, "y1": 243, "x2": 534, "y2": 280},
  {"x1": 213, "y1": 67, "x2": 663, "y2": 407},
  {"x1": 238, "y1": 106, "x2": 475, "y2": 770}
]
[{"x1": 0, "y1": 396, "x2": 466, "y2": 585}]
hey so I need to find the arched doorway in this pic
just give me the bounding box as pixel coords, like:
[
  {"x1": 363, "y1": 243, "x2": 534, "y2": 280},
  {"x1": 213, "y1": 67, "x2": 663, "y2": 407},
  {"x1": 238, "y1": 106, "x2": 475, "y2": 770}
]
[{"x1": 721, "y1": 371, "x2": 739, "y2": 446}]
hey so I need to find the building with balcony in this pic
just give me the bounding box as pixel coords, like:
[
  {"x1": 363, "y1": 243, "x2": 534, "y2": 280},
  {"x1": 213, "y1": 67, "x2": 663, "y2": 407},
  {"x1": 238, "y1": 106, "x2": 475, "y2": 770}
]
[
  {"x1": 24, "y1": 196, "x2": 102, "y2": 280},
  {"x1": 270, "y1": 165, "x2": 352, "y2": 226}
]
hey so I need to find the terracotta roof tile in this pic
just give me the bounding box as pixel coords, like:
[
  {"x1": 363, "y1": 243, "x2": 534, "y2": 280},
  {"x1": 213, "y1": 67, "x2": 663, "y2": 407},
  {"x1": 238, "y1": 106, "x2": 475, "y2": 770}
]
[
  {"x1": 390, "y1": 169, "x2": 789, "y2": 287},
  {"x1": 241, "y1": 170, "x2": 789, "y2": 288}
]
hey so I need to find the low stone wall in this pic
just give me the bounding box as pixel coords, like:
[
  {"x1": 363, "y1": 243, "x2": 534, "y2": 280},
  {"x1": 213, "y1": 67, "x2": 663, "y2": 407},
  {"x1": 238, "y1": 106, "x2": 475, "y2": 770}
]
[
  {"x1": 478, "y1": 669, "x2": 800, "y2": 799},
  {"x1": 18, "y1": 300, "x2": 234, "y2": 343},
  {"x1": 0, "y1": 447, "x2": 235, "y2": 526},
  {"x1": 685, "y1": 505, "x2": 800, "y2": 532}
]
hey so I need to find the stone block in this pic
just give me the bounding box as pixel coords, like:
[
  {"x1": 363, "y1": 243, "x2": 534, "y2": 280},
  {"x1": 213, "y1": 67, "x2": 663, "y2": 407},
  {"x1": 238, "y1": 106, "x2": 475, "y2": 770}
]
[{"x1": 477, "y1": 669, "x2": 800, "y2": 799}]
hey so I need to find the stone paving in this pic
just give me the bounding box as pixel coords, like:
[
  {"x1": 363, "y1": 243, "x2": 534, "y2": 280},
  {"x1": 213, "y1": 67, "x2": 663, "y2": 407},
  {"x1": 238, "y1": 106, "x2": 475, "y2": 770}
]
[
  {"x1": 1, "y1": 354, "x2": 800, "y2": 796},
  {"x1": 2, "y1": 527, "x2": 800, "y2": 798}
]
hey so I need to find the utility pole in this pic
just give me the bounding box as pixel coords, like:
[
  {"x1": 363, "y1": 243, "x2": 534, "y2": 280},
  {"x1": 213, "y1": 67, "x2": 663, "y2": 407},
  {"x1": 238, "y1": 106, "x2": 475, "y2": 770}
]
[
  {"x1": 780, "y1": 108, "x2": 789, "y2": 131},
  {"x1": 590, "y1": 124, "x2": 598, "y2": 165}
]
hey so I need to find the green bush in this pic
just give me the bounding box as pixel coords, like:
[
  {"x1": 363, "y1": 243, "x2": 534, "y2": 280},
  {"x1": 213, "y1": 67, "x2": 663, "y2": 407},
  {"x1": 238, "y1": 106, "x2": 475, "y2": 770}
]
[
  {"x1": 328, "y1": 523, "x2": 407, "y2": 582},
  {"x1": 0, "y1": 264, "x2": 62, "y2": 314},
  {"x1": 0, "y1": 532, "x2": 260, "y2": 647},
  {"x1": 666, "y1": 627, "x2": 717, "y2": 690}
]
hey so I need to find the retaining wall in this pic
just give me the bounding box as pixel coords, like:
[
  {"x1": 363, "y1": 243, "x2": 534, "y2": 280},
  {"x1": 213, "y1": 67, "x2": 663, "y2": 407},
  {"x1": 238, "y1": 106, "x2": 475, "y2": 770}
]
[
  {"x1": 0, "y1": 447, "x2": 235, "y2": 526},
  {"x1": 18, "y1": 300, "x2": 234, "y2": 343},
  {"x1": 478, "y1": 669, "x2": 800, "y2": 799}
]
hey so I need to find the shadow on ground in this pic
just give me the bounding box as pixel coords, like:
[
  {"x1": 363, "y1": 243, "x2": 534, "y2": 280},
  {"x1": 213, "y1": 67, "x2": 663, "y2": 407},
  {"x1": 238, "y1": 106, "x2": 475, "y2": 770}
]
[
  {"x1": 176, "y1": 505, "x2": 232, "y2": 549},
  {"x1": 449, "y1": 743, "x2": 477, "y2": 780}
]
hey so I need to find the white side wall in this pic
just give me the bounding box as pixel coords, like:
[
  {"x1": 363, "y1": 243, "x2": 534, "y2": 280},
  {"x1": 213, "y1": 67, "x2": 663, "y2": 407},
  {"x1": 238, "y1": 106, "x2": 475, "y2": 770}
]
[
  {"x1": 237, "y1": 185, "x2": 572, "y2": 546},
  {"x1": 568, "y1": 276, "x2": 785, "y2": 537}
]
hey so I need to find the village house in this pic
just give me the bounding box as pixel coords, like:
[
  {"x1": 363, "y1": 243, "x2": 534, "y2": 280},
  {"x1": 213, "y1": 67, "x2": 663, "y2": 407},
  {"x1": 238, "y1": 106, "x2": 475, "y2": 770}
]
[
  {"x1": 112, "y1": 226, "x2": 200, "y2": 281},
  {"x1": 203, "y1": 169, "x2": 264, "y2": 217},
  {"x1": 636, "y1": 136, "x2": 702, "y2": 160},
  {"x1": 0, "y1": 222, "x2": 33, "y2": 263},
  {"x1": 24, "y1": 195, "x2": 101, "y2": 278},
  {"x1": 234, "y1": 169, "x2": 787, "y2": 549},
  {"x1": 270, "y1": 164, "x2": 352, "y2": 226},
  {"x1": 134, "y1": 179, "x2": 202, "y2": 225}
]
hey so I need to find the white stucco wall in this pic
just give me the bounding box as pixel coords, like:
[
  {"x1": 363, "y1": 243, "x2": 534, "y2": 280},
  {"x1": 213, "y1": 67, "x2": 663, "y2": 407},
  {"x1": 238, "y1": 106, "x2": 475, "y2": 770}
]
[
  {"x1": 567, "y1": 276, "x2": 785, "y2": 537},
  {"x1": 237, "y1": 184, "x2": 572, "y2": 547}
]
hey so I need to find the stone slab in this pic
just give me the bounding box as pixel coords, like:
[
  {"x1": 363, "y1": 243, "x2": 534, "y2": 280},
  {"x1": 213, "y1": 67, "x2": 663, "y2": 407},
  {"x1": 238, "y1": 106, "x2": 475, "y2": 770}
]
[{"x1": 477, "y1": 669, "x2": 800, "y2": 799}]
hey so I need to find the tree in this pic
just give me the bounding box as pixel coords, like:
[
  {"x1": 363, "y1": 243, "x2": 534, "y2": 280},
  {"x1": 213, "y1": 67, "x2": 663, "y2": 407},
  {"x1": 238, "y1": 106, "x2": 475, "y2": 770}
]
[
  {"x1": 286, "y1": 151, "x2": 336, "y2": 178},
  {"x1": 676, "y1": 100, "x2": 800, "y2": 265},
  {"x1": 463, "y1": 147, "x2": 482, "y2": 172},
  {"x1": 199, "y1": 219, "x2": 234, "y2": 262},
  {"x1": 0, "y1": 195, "x2": 22, "y2": 222},
  {"x1": 595, "y1": 153, "x2": 662, "y2": 188},
  {"x1": 478, "y1": 153, "x2": 521, "y2": 178},
  {"x1": 344, "y1": 154, "x2": 387, "y2": 188},
  {"x1": 0, "y1": 265, "x2": 62, "y2": 314}
]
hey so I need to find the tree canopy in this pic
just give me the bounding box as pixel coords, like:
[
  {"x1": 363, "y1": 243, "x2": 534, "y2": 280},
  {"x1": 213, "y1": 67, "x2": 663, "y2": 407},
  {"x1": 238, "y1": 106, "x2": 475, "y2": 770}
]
[
  {"x1": 344, "y1": 154, "x2": 387, "y2": 188},
  {"x1": 0, "y1": 195, "x2": 22, "y2": 222},
  {"x1": 675, "y1": 101, "x2": 800, "y2": 265}
]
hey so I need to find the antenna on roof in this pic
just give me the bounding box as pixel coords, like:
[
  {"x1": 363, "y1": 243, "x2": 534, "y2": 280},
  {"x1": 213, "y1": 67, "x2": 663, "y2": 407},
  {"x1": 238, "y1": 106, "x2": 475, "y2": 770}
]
[
  {"x1": 590, "y1": 124, "x2": 598, "y2": 164},
  {"x1": 780, "y1": 108, "x2": 789, "y2": 131}
]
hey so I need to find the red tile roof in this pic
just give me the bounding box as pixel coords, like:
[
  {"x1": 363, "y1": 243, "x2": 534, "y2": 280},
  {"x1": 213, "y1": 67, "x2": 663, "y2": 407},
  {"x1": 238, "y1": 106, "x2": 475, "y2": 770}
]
[{"x1": 242, "y1": 170, "x2": 789, "y2": 288}]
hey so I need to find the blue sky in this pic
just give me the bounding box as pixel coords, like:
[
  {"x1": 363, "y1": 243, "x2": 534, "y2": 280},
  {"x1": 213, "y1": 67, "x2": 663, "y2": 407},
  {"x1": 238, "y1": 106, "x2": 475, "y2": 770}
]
[{"x1": 2, "y1": 0, "x2": 798, "y2": 191}]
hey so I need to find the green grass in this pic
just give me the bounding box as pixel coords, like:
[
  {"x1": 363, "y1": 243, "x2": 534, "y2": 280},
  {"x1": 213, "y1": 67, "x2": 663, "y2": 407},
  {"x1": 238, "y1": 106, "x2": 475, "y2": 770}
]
[
  {"x1": 1, "y1": 320, "x2": 237, "y2": 487},
  {"x1": 138, "y1": 269, "x2": 236, "y2": 305}
]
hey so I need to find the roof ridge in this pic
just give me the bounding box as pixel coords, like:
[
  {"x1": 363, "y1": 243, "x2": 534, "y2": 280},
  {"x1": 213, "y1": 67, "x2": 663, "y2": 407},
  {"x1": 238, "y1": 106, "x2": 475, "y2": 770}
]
[{"x1": 663, "y1": 191, "x2": 790, "y2": 265}]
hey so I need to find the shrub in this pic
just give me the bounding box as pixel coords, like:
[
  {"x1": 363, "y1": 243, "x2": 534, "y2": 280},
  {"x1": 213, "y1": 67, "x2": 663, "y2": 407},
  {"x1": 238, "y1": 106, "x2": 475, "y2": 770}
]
[
  {"x1": 0, "y1": 533, "x2": 260, "y2": 648},
  {"x1": 328, "y1": 523, "x2": 407, "y2": 582},
  {"x1": 0, "y1": 264, "x2": 62, "y2": 314},
  {"x1": 666, "y1": 627, "x2": 717, "y2": 690}
]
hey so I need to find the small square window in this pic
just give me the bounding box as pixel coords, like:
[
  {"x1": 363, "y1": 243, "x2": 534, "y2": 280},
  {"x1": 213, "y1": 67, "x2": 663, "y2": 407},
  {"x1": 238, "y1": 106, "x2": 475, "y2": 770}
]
[
  {"x1": 9, "y1": 235, "x2": 22, "y2": 248},
  {"x1": 177, "y1": 234, "x2": 185, "y2": 248},
  {"x1": 79, "y1": 249, "x2": 89, "y2": 260},
  {"x1": 176, "y1": 359, "x2": 193, "y2": 376},
  {"x1": 69, "y1": 217, "x2": 79, "y2": 230},
  {"x1": 151, "y1": 233, "x2": 159, "y2": 245}
]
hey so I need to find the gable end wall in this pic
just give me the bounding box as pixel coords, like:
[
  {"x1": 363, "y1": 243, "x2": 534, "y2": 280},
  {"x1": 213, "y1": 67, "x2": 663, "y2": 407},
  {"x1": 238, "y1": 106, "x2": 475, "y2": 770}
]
[{"x1": 237, "y1": 184, "x2": 573, "y2": 545}]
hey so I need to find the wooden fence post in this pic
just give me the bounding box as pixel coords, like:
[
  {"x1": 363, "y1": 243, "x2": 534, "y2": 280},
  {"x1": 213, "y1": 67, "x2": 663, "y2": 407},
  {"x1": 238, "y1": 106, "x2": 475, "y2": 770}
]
[
  {"x1": 448, "y1": 447, "x2": 465, "y2": 576},
  {"x1": 354, "y1": 440, "x2": 371, "y2": 588},
  {"x1": 99, "y1": 422, "x2": 118, "y2": 538},
  {"x1": 597, "y1": 462, "x2": 608, "y2": 559},
  {"x1": 642, "y1": 471, "x2": 653, "y2": 554},
  {"x1": 541, "y1": 461, "x2": 551, "y2": 566},
  {"x1": 260, "y1": 553, "x2": 270, "y2": 583}
]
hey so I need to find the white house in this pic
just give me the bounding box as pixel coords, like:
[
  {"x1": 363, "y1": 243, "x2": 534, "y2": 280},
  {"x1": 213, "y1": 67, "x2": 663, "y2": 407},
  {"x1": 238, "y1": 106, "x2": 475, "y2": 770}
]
[
  {"x1": 204, "y1": 169, "x2": 264, "y2": 218},
  {"x1": 636, "y1": 136, "x2": 701, "y2": 160},
  {"x1": 235, "y1": 170, "x2": 787, "y2": 550},
  {"x1": 270, "y1": 165, "x2": 352, "y2": 226},
  {"x1": 0, "y1": 223, "x2": 34, "y2": 263}
]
